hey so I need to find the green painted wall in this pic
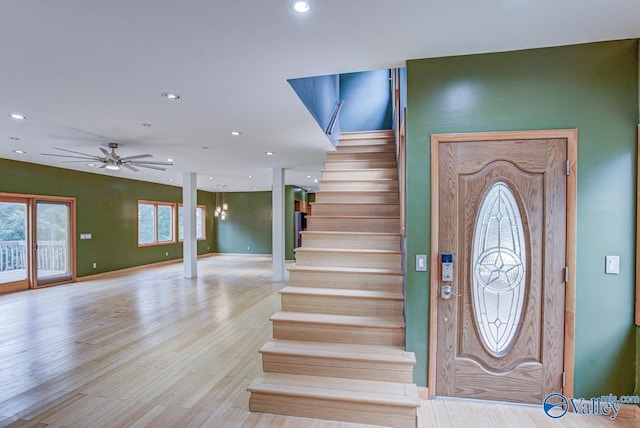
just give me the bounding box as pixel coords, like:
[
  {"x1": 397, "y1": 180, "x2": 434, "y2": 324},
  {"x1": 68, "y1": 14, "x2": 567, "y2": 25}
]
[
  {"x1": 214, "y1": 186, "x2": 305, "y2": 259},
  {"x1": 214, "y1": 191, "x2": 272, "y2": 255},
  {"x1": 0, "y1": 159, "x2": 215, "y2": 277},
  {"x1": 406, "y1": 40, "x2": 638, "y2": 398}
]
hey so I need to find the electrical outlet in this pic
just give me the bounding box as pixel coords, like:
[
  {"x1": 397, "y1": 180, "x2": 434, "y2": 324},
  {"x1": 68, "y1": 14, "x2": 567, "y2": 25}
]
[
  {"x1": 247, "y1": 246, "x2": 251, "y2": 251},
  {"x1": 92, "y1": 262, "x2": 97, "y2": 269},
  {"x1": 165, "y1": 252, "x2": 169, "y2": 257}
]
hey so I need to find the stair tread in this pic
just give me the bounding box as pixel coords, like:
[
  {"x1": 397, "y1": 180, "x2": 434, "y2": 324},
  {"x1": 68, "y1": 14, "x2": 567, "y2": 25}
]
[
  {"x1": 248, "y1": 373, "x2": 419, "y2": 407},
  {"x1": 319, "y1": 178, "x2": 398, "y2": 182},
  {"x1": 308, "y1": 215, "x2": 399, "y2": 219},
  {"x1": 311, "y1": 202, "x2": 400, "y2": 206},
  {"x1": 288, "y1": 265, "x2": 403, "y2": 275},
  {"x1": 271, "y1": 311, "x2": 405, "y2": 328},
  {"x1": 321, "y1": 168, "x2": 398, "y2": 172},
  {"x1": 294, "y1": 248, "x2": 401, "y2": 255},
  {"x1": 315, "y1": 190, "x2": 398, "y2": 194},
  {"x1": 301, "y1": 231, "x2": 400, "y2": 236},
  {"x1": 260, "y1": 339, "x2": 415, "y2": 364},
  {"x1": 280, "y1": 287, "x2": 404, "y2": 300}
]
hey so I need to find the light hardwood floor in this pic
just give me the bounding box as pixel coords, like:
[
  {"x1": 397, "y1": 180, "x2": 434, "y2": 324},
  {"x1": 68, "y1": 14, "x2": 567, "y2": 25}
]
[{"x1": 0, "y1": 255, "x2": 636, "y2": 427}]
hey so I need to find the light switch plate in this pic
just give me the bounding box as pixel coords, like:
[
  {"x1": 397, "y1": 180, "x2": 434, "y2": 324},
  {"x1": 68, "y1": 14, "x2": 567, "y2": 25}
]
[
  {"x1": 416, "y1": 254, "x2": 427, "y2": 272},
  {"x1": 605, "y1": 256, "x2": 620, "y2": 274}
]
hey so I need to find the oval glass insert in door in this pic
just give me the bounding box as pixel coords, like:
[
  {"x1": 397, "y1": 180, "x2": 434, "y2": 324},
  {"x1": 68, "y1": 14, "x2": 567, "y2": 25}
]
[{"x1": 471, "y1": 182, "x2": 527, "y2": 357}]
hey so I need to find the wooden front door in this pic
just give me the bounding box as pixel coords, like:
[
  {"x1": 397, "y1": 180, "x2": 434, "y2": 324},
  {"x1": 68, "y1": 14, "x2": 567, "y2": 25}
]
[{"x1": 434, "y1": 134, "x2": 568, "y2": 404}]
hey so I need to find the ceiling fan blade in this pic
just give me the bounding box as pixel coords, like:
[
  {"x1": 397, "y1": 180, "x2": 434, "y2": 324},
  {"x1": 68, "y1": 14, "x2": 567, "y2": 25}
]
[
  {"x1": 134, "y1": 164, "x2": 167, "y2": 171},
  {"x1": 49, "y1": 147, "x2": 100, "y2": 157},
  {"x1": 122, "y1": 163, "x2": 139, "y2": 172},
  {"x1": 130, "y1": 160, "x2": 173, "y2": 166},
  {"x1": 120, "y1": 154, "x2": 153, "y2": 160},
  {"x1": 99, "y1": 148, "x2": 113, "y2": 159},
  {"x1": 41, "y1": 153, "x2": 101, "y2": 160},
  {"x1": 60, "y1": 160, "x2": 99, "y2": 163}
]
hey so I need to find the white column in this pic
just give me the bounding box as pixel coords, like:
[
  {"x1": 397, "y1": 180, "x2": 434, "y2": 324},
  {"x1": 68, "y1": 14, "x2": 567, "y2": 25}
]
[
  {"x1": 272, "y1": 168, "x2": 286, "y2": 282},
  {"x1": 183, "y1": 172, "x2": 198, "y2": 279}
]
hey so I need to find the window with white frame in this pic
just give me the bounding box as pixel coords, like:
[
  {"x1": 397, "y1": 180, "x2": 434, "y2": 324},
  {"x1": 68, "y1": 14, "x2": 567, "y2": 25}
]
[
  {"x1": 178, "y1": 205, "x2": 206, "y2": 241},
  {"x1": 137, "y1": 201, "x2": 176, "y2": 246}
]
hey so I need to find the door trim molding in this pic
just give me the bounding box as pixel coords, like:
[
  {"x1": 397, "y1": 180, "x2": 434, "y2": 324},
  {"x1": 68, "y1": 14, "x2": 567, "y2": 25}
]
[
  {"x1": 0, "y1": 192, "x2": 77, "y2": 290},
  {"x1": 428, "y1": 129, "x2": 578, "y2": 400}
]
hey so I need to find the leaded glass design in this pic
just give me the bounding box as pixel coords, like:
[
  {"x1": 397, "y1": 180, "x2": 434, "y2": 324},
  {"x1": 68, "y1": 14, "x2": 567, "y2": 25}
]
[{"x1": 471, "y1": 182, "x2": 526, "y2": 357}]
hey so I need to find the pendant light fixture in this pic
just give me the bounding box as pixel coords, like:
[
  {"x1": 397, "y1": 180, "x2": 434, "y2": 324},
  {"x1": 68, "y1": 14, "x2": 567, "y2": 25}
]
[
  {"x1": 215, "y1": 185, "x2": 221, "y2": 217},
  {"x1": 215, "y1": 185, "x2": 229, "y2": 221}
]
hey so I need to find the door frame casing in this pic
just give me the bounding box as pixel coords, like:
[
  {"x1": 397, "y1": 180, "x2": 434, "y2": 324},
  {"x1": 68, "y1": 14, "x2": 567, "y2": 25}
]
[
  {"x1": 0, "y1": 192, "x2": 77, "y2": 290},
  {"x1": 427, "y1": 129, "x2": 577, "y2": 400}
]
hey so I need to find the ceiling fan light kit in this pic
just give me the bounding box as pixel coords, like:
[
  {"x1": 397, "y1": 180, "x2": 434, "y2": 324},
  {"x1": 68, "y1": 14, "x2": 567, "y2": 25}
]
[{"x1": 41, "y1": 142, "x2": 173, "y2": 172}]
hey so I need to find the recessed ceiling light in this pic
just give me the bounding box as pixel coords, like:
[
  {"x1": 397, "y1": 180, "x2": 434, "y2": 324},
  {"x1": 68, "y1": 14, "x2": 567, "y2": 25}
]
[
  {"x1": 9, "y1": 136, "x2": 20, "y2": 141},
  {"x1": 87, "y1": 163, "x2": 96, "y2": 167},
  {"x1": 307, "y1": 175, "x2": 312, "y2": 178},
  {"x1": 265, "y1": 151, "x2": 274, "y2": 156},
  {"x1": 13, "y1": 149, "x2": 26, "y2": 154},
  {"x1": 166, "y1": 158, "x2": 174, "y2": 162},
  {"x1": 230, "y1": 131, "x2": 242, "y2": 136},
  {"x1": 248, "y1": 175, "x2": 253, "y2": 179},
  {"x1": 209, "y1": 176, "x2": 214, "y2": 180},
  {"x1": 169, "y1": 178, "x2": 174, "y2": 182},
  {"x1": 142, "y1": 123, "x2": 152, "y2": 127},
  {"x1": 292, "y1": 0, "x2": 311, "y2": 13},
  {"x1": 105, "y1": 165, "x2": 120, "y2": 170},
  {"x1": 314, "y1": 179, "x2": 318, "y2": 183},
  {"x1": 161, "y1": 92, "x2": 181, "y2": 100},
  {"x1": 8, "y1": 113, "x2": 27, "y2": 120}
]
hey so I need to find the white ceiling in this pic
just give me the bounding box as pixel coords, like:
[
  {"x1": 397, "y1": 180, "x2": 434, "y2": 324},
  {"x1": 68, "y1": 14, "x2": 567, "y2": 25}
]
[{"x1": 2, "y1": 1, "x2": 639, "y2": 193}]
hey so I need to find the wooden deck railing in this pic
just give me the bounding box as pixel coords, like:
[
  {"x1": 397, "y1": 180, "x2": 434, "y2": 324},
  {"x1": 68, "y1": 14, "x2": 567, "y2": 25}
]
[{"x1": 0, "y1": 240, "x2": 67, "y2": 272}]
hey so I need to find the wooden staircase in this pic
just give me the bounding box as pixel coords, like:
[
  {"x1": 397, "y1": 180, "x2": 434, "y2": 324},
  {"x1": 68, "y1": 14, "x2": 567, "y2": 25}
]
[{"x1": 248, "y1": 130, "x2": 419, "y2": 427}]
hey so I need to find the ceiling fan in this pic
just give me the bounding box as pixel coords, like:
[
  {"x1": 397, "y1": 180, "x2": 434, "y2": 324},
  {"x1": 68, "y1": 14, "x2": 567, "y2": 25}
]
[{"x1": 41, "y1": 142, "x2": 173, "y2": 172}]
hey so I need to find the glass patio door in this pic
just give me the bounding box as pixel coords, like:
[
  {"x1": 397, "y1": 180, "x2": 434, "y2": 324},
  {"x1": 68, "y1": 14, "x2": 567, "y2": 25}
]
[
  {"x1": 35, "y1": 200, "x2": 73, "y2": 286},
  {"x1": 0, "y1": 198, "x2": 30, "y2": 293}
]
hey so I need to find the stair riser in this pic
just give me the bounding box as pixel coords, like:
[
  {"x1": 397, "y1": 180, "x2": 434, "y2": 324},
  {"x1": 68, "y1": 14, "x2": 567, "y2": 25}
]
[
  {"x1": 319, "y1": 181, "x2": 398, "y2": 191},
  {"x1": 281, "y1": 294, "x2": 404, "y2": 319},
  {"x1": 261, "y1": 356, "x2": 414, "y2": 383},
  {"x1": 288, "y1": 271, "x2": 403, "y2": 292},
  {"x1": 249, "y1": 393, "x2": 416, "y2": 428},
  {"x1": 310, "y1": 203, "x2": 400, "y2": 217},
  {"x1": 324, "y1": 160, "x2": 397, "y2": 170},
  {"x1": 272, "y1": 321, "x2": 405, "y2": 346},
  {"x1": 338, "y1": 133, "x2": 394, "y2": 146},
  {"x1": 308, "y1": 217, "x2": 399, "y2": 233},
  {"x1": 322, "y1": 169, "x2": 398, "y2": 181},
  {"x1": 314, "y1": 192, "x2": 399, "y2": 204},
  {"x1": 301, "y1": 233, "x2": 400, "y2": 250},
  {"x1": 295, "y1": 252, "x2": 401, "y2": 269},
  {"x1": 326, "y1": 151, "x2": 396, "y2": 161},
  {"x1": 336, "y1": 144, "x2": 395, "y2": 154}
]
